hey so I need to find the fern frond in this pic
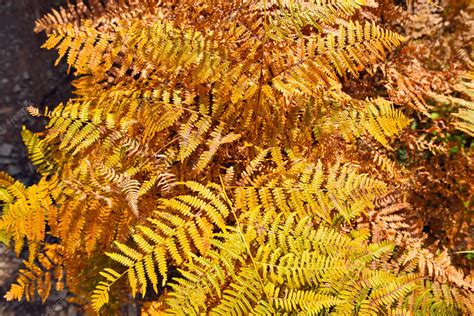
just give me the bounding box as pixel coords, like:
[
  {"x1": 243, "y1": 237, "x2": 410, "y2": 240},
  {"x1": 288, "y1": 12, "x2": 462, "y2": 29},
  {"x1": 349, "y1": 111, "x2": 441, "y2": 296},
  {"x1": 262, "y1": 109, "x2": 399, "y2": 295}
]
[
  {"x1": 35, "y1": 101, "x2": 119, "y2": 156},
  {"x1": 272, "y1": 21, "x2": 405, "y2": 96},
  {"x1": 272, "y1": 290, "x2": 340, "y2": 314},
  {"x1": 164, "y1": 211, "x2": 419, "y2": 315},
  {"x1": 4, "y1": 244, "x2": 64, "y2": 303},
  {"x1": 236, "y1": 159, "x2": 387, "y2": 227},
  {"x1": 431, "y1": 71, "x2": 474, "y2": 136},
  {"x1": 318, "y1": 97, "x2": 410, "y2": 148},
  {"x1": 17, "y1": 0, "x2": 470, "y2": 314},
  {"x1": 22, "y1": 127, "x2": 57, "y2": 176},
  {"x1": 0, "y1": 178, "x2": 59, "y2": 259},
  {"x1": 92, "y1": 181, "x2": 231, "y2": 311},
  {"x1": 265, "y1": 0, "x2": 368, "y2": 41},
  {"x1": 34, "y1": 0, "x2": 160, "y2": 34}
]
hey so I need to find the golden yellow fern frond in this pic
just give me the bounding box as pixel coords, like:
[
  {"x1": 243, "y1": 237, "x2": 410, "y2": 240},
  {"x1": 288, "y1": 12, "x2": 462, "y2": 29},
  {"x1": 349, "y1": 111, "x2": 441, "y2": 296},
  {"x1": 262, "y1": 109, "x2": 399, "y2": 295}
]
[
  {"x1": 403, "y1": 280, "x2": 471, "y2": 315},
  {"x1": 34, "y1": 102, "x2": 107, "y2": 155},
  {"x1": 91, "y1": 181, "x2": 231, "y2": 311},
  {"x1": 430, "y1": 72, "x2": 474, "y2": 136},
  {"x1": 34, "y1": 0, "x2": 160, "y2": 34},
  {"x1": 452, "y1": 101, "x2": 474, "y2": 136},
  {"x1": 372, "y1": 150, "x2": 404, "y2": 178},
  {"x1": 236, "y1": 157, "x2": 387, "y2": 228},
  {"x1": 41, "y1": 22, "x2": 113, "y2": 74},
  {"x1": 271, "y1": 290, "x2": 341, "y2": 314},
  {"x1": 264, "y1": 0, "x2": 369, "y2": 41},
  {"x1": 4, "y1": 244, "x2": 64, "y2": 303},
  {"x1": 21, "y1": 127, "x2": 57, "y2": 176},
  {"x1": 163, "y1": 210, "x2": 418, "y2": 315},
  {"x1": 272, "y1": 21, "x2": 405, "y2": 97},
  {"x1": 364, "y1": 98, "x2": 411, "y2": 148},
  {"x1": 0, "y1": 172, "x2": 16, "y2": 195},
  {"x1": 0, "y1": 177, "x2": 59, "y2": 259},
  {"x1": 319, "y1": 97, "x2": 410, "y2": 148},
  {"x1": 42, "y1": 19, "x2": 229, "y2": 87},
  {"x1": 91, "y1": 267, "x2": 122, "y2": 311}
]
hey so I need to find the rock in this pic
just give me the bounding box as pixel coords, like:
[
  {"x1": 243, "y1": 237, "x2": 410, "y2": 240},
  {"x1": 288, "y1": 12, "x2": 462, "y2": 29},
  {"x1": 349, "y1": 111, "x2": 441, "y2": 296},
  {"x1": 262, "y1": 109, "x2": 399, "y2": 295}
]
[
  {"x1": 0, "y1": 157, "x2": 15, "y2": 164},
  {"x1": 0, "y1": 143, "x2": 13, "y2": 156},
  {"x1": 21, "y1": 71, "x2": 30, "y2": 80},
  {"x1": 67, "y1": 305, "x2": 78, "y2": 316},
  {"x1": 54, "y1": 304, "x2": 65, "y2": 312},
  {"x1": 13, "y1": 84, "x2": 21, "y2": 92},
  {"x1": 1, "y1": 78, "x2": 8, "y2": 85},
  {"x1": 27, "y1": 162, "x2": 35, "y2": 173},
  {"x1": 6, "y1": 165, "x2": 21, "y2": 176}
]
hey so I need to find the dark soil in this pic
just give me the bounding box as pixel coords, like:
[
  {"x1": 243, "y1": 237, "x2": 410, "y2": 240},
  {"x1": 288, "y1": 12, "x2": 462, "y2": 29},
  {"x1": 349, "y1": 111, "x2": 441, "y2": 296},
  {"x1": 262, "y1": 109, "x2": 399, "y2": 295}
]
[{"x1": 0, "y1": 0, "x2": 74, "y2": 314}]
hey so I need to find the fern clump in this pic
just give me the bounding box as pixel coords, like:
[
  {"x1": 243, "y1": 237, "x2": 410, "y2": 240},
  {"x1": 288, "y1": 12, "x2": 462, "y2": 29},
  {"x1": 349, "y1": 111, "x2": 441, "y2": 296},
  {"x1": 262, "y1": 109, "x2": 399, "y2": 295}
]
[{"x1": 0, "y1": 0, "x2": 472, "y2": 314}]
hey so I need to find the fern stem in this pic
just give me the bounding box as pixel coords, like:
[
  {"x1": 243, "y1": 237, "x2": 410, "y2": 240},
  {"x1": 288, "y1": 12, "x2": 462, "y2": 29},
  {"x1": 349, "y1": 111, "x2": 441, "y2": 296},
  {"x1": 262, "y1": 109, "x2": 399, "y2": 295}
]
[{"x1": 218, "y1": 175, "x2": 272, "y2": 306}]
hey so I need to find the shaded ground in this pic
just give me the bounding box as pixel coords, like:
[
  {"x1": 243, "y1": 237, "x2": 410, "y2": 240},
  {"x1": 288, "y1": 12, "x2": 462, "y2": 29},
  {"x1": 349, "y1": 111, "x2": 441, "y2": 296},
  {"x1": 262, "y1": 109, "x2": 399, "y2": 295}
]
[{"x1": 0, "y1": 0, "x2": 73, "y2": 314}]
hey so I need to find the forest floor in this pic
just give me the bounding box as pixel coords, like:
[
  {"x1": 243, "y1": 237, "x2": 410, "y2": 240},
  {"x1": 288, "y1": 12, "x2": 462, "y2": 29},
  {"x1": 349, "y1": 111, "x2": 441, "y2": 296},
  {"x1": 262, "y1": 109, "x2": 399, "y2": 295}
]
[{"x1": 0, "y1": 0, "x2": 74, "y2": 314}]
